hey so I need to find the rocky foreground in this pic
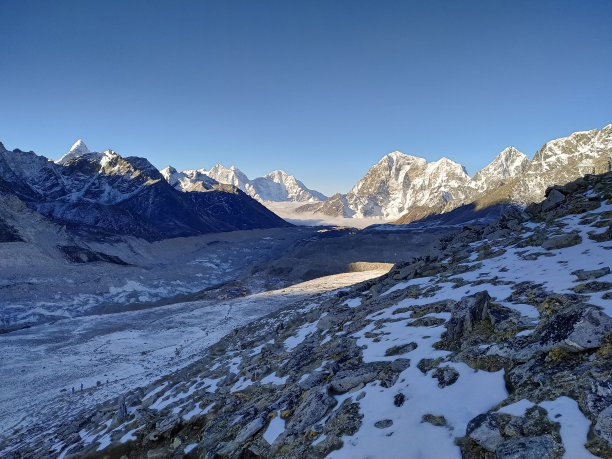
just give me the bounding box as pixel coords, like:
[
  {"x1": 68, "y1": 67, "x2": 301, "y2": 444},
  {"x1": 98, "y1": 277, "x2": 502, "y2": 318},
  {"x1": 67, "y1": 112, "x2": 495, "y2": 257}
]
[{"x1": 3, "y1": 172, "x2": 612, "y2": 458}]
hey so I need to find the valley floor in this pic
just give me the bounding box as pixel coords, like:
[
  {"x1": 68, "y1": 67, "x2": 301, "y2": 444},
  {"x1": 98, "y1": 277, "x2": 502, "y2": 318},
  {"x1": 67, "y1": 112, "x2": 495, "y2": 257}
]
[
  {"x1": 0, "y1": 269, "x2": 389, "y2": 452},
  {"x1": 262, "y1": 201, "x2": 389, "y2": 229}
]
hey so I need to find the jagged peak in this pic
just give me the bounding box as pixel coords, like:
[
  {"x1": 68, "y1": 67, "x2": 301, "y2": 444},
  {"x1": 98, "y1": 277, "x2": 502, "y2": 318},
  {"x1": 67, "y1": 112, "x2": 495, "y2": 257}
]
[
  {"x1": 381, "y1": 151, "x2": 424, "y2": 162},
  {"x1": 56, "y1": 139, "x2": 93, "y2": 164},
  {"x1": 0, "y1": 141, "x2": 5, "y2": 152},
  {"x1": 264, "y1": 169, "x2": 291, "y2": 179},
  {"x1": 495, "y1": 146, "x2": 528, "y2": 160},
  {"x1": 69, "y1": 139, "x2": 90, "y2": 155},
  {"x1": 386, "y1": 150, "x2": 405, "y2": 159},
  {"x1": 434, "y1": 156, "x2": 458, "y2": 164},
  {"x1": 162, "y1": 165, "x2": 177, "y2": 174},
  {"x1": 430, "y1": 156, "x2": 468, "y2": 171}
]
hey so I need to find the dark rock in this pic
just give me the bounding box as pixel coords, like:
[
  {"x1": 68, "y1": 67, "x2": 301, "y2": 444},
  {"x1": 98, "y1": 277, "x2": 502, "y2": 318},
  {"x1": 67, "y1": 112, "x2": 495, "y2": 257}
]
[
  {"x1": 385, "y1": 342, "x2": 417, "y2": 356},
  {"x1": 421, "y1": 414, "x2": 447, "y2": 427},
  {"x1": 466, "y1": 412, "x2": 504, "y2": 451},
  {"x1": 374, "y1": 419, "x2": 393, "y2": 429},
  {"x1": 417, "y1": 358, "x2": 443, "y2": 374},
  {"x1": 539, "y1": 306, "x2": 612, "y2": 351},
  {"x1": 542, "y1": 232, "x2": 582, "y2": 250},
  {"x1": 407, "y1": 316, "x2": 446, "y2": 327},
  {"x1": 298, "y1": 371, "x2": 331, "y2": 391},
  {"x1": 285, "y1": 386, "x2": 336, "y2": 434},
  {"x1": 594, "y1": 404, "x2": 612, "y2": 448},
  {"x1": 432, "y1": 366, "x2": 459, "y2": 387},
  {"x1": 390, "y1": 358, "x2": 411, "y2": 373},
  {"x1": 571, "y1": 267, "x2": 611, "y2": 281},
  {"x1": 495, "y1": 435, "x2": 562, "y2": 459},
  {"x1": 445, "y1": 291, "x2": 492, "y2": 345},
  {"x1": 394, "y1": 393, "x2": 405, "y2": 407},
  {"x1": 380, "y1": 372, "x2": 399, "y2": 388},
  {"x1": 541, "y1": 189, "x2": 566, "y2": 212},
  {"x1": 330, "y1": 362, "x2": 387, "y2": 393},
  {"x1": 573, "y1": 281, "x2": 612, "y2": 294}
]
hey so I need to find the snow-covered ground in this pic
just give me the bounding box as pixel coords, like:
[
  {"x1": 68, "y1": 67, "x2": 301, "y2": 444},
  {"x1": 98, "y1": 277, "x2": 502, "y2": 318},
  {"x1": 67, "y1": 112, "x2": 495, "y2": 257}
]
[{"x1": 0, "y1": 269, "x2": 389, "y2": 442}]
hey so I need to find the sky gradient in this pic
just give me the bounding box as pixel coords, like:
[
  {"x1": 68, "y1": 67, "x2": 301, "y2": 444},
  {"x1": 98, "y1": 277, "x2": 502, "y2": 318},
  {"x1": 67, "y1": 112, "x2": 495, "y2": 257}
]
[{"x1": 1, "y1": 0, "x2": 611, "y2": 195}]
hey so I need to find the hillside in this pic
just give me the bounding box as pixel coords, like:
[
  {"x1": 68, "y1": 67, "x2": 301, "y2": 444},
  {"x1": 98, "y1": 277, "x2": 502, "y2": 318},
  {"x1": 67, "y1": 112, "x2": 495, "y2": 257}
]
[
  {"x1": 0, "y1": 141, "x2": 290, "y2": 241},
  {"x1": 5, "y1": 171, "x2": 611, "y2": 458}
]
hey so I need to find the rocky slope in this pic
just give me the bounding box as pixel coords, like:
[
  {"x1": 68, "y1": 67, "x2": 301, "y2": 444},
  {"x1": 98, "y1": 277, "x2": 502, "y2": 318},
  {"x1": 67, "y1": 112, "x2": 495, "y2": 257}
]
[
  {"x1": 298, "y1": 125, "x2": 611, "y2": 224},
  {"x1": 0, "y1": 140, "x2": 290, "y2": 241},
  {"x1": 162, "y1": 164, "x2": 327, "y2": 203},
  {"x1": 6, "y1": 171, "x2": 612, "y2": 458}
]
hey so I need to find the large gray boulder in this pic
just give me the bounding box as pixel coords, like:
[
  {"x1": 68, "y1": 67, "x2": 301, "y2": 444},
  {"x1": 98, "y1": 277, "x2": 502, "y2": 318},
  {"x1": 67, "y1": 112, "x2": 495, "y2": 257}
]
[
  {"x1": 330, "y1": 362, "x2": 387, "y2": 393},
  {"x1": 541, "y1": 188, "x2": 566, "y2": 212},
  {"x1": 496, "y1": 435, "x2": 562, "y2": 459},
  {"x1": 540, "y1": 306, "x2": 612, "y2": 351},
  {"x1": 594, "y1": 404, "x2": 612, "y2": 447},
  {"x1": 542, "y1": 231, "x2": 582, "y2": 250},
  {"x1": 446, "y1": 291, "x2": 492, "y2": 343}
]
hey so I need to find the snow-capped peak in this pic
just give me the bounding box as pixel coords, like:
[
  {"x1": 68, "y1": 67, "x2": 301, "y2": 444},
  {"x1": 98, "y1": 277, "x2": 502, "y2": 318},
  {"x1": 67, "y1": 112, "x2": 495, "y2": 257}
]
[
  {"x1": 263, "y1": 170, "x2": 290, "y2": 181},
  {"x1": 70, "y1": 139, "x2": 90, "y2": 155},
  {"x1": 430, "y1": 157, "x2": 468, "y2": 173},
  {"x1": 56, "y1": 139, "x2": 93, "y2": 164},
  {"x1": 471, "y1": 146, "x2": 529, "y2": 192},
  {"x1": 162, "y1": 165, "x2": 326, "y2": 203}
]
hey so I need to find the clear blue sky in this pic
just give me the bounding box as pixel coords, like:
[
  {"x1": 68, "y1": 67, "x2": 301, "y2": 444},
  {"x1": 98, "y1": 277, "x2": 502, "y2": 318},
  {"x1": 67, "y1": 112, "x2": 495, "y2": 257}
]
[{"x1": 1, "y1": 0, "x2": 611, "y2": 195}]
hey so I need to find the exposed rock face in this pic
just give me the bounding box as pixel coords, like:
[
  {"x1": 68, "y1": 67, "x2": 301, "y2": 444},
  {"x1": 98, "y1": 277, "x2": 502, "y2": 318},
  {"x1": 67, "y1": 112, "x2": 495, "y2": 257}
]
[
  {"x1": 509, "y1": 125, "x2": 612, "y2": 205},
  {"x1": 445, "y1": 291, "x2": 492, "y2": 343},
  {"x1": 0, "y1": 141, "x2": 291, "y2": 240},
  {"x1": 299, "y1": 152, "x2": 476, "y2": 219},
  {"x1": 162, "y1": 164, "x2": 327, "y2": 203},
  {"x1": 159, "y1": 165, "x2": 219, "y2": 192},
  {"x1": 298, "y1": 125, "x2": 612, "y2": 224},
  {"x1": 472, "y1": 146, "x2": 531, "y2": 192}
]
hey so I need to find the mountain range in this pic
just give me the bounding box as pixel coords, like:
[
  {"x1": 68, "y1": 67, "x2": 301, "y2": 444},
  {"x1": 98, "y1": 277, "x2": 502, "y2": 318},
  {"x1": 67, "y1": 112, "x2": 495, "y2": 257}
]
[
  {"x1": 0, "y1": 140, "x2": 290, "y2": 241},
  {"x1": 297, "y1": 125, "x2": 612, "y2": 223},
  {"x1": 161, "y1": 164, "x2": 327, "y2": 203},
  {"x1": 1, "y1": 125, "x2": 609, "y2": 242}
]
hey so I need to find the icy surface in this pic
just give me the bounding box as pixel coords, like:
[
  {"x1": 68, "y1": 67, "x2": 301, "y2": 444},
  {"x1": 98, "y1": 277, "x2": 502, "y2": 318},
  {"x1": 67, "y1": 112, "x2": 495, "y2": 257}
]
[{"x1": 263, "y1": 412, "x2": 285, "y2": 444}]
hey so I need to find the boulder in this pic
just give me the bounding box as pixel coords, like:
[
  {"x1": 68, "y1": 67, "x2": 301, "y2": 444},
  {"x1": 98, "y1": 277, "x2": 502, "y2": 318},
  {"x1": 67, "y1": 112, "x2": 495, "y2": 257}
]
[
  {"x1": 541, "y1": 189, "x2": 566, "y2": 212},
  {"x1": 385, "y1": 342, "x2": 417, "y2": 356},
  {"x1": 468, "y1": 413, "x2": 504, "y2": 451},
  {"x1": 330, "y1": 362, "x2": 386, "y2": 393},
  {"x1": 496, "y1": 435, "x2": 562, "y2": 459},
  {"x1": 284, "y1": 386, "x2": 336, "y2": 435},
  {"x1": 539, "y1": 306, "x2": 612, "y2": 352},
  {"x1": 594, "y1": 404, "x2": 612, "y2": 447},
  {"x1": 446, "y1": 291, "x2": 492, "y2": 343},
  {"x1": 432, "y1": 366, "x2": 460, "y2": 388},
  {"x1": 390, "y1": 358, "x2": 411, "y2": 373},
  {"x1": 374, "y1": 419, "x2": 393, "y2": 429},
  {"x1": 541, "y1": 232, "x2": 582, "y2": 250},
  {"x1": 571, "y1": 267, "x2": 611, "y2": 281}
]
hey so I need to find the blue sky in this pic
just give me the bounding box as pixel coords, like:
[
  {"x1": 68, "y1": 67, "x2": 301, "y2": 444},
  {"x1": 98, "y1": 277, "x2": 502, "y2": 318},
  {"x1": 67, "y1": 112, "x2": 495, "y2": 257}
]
[{"x1": 1, "y1": 0, "x2": 611, "y2": 196}]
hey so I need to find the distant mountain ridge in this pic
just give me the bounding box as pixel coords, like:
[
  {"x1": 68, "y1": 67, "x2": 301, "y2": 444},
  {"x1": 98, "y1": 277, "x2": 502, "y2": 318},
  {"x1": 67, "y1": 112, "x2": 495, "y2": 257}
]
[
  {"x1": 161, "y1": 164, "x2": 327, "y2": 203},
  {"x1": 0, "y1": 140, "x2": 290, "y2": 241},
  {"x1": 298, "y1": 125, "x2": 612, "y2": 223}
]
